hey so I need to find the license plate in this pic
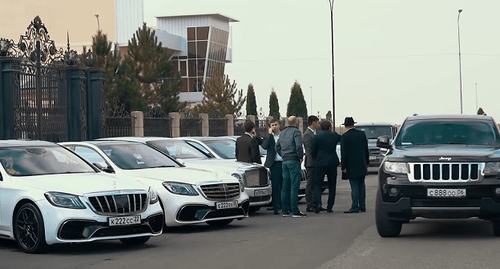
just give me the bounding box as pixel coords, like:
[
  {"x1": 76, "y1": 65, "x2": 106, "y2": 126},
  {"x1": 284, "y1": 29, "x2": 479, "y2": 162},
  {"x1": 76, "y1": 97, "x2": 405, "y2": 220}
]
[
  {"x1": 109, "y1": 215, "x2": 141, "y2": 226},
  {"x1": 216, "y1": 201, "x2": 238, "y2": 209},
  {"x1": 427, "y1": 188, "x2": 466, "y2": 198},
  {"x1": 254, "y1": 189, "x2": 270, "y2": 196},
  {"x1": 369, "y1": 156, "x2": 377, "y2": 160}
]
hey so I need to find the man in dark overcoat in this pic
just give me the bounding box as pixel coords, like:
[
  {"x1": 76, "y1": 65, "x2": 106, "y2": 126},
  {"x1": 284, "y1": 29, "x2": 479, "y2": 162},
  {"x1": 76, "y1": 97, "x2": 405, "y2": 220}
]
[
  {"x1": 311, "y1": 120, "x2": 341, "y2": 213},
  {"x1": 341, "y1": 117, "x2": 369, "y2": 213},
  {"x1": 236, "y1": 120, "x2": 262, "y2": 164}
]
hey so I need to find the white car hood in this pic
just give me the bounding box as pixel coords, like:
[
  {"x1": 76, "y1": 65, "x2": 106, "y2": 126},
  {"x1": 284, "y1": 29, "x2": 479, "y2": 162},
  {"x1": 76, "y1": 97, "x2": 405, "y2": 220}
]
[
  {"x1": 178, "y1": 158, "x2": 262, "y2": 175},
  {"x1": 16, "y1": 173, "x2": 148, "y2": 195},
  {"x1": 121, "y1": 166, "x2": 238, "y2": 184}
]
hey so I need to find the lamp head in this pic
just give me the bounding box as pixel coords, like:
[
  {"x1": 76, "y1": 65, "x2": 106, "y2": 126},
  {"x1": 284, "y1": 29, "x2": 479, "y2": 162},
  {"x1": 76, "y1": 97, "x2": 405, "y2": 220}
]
[
  {"x1": 458, "y1": 9, "x2": 463, "y2": 13},
  {"x1": 95, "y1": 13, "x2": 99, "y2": 18}
]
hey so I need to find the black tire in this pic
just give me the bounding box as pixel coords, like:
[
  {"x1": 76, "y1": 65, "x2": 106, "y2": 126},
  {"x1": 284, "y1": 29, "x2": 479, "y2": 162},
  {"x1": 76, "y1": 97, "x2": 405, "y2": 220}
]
[
  {"x1": 120, "y1": 236, "x2": 150, "y2": 245},
  {"x1": 492, "y1": 221, "x2": 500, "y2": 236},
  {"x1": 375, "y1": 191, "x2": 402, "y2": 237},
  {"x1": 249, "y1": 206, "x2": 261, "y2": 213},
  {"x1": 14, "y1": 203, "x2": 48, "y2": 253},
  {"x1": 207, "y1": 219, "x2": 233, "y2": 226}
]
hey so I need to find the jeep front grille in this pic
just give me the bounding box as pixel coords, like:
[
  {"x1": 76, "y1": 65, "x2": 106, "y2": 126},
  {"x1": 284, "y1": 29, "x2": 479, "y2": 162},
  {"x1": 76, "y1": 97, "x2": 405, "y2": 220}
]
[
  {"x1": 244, "y1": 167, "x2": 269, "y2": 187},
  {"x1": 87, "y1": 193, "x2": 148, "y2": 215},
  {"x1": 409, "y1": 163, "x2": 483, "y2": 182},
  {"x1": 200, "y1": 183, "x2": 240, "y2": 200}
]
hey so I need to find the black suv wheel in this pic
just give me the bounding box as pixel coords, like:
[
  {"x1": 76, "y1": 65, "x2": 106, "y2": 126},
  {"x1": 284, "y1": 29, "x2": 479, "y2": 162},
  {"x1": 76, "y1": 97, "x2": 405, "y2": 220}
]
[{"x1": 375, "y1": 190, "x2": 402, "y2": 237}]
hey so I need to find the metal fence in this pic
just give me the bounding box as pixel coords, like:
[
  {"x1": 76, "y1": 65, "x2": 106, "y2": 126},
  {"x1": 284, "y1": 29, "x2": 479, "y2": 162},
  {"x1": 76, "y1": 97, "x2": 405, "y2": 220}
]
[
  {"x1": 209, "y1": 118, "x2": 227, "y2": 137},
  {"x1": 180, "y1": 118, "x2": 202, "y2": 137},
  {"x1": 144, "y1": 108, "x2": 171, "y2": 137}
]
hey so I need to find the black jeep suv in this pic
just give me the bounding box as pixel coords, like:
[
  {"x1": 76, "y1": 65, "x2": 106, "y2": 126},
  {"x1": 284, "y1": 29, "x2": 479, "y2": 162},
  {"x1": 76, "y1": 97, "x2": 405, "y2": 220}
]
[{"x1": 376, "y1": 114, "x2": 500, "y2": 237}]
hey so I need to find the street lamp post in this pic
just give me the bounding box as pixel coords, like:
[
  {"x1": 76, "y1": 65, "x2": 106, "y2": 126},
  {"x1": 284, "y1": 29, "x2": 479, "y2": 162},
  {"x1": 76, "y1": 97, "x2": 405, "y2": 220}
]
[
  {"x1": 328, "y1": 0, "x2": 335, "y2": 127},
  {"x1": 457, "y1": 9, "x2": 463, "y2": 114}
]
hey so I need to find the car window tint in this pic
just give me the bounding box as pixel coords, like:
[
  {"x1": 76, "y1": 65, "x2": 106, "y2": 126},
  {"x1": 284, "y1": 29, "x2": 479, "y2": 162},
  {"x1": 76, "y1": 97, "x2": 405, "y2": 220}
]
[
  {"x1": 0, "y1": 146, "x2": 95, "y2": 176},
  {"x1": 74, "y1": 146, "x2": 108, "y2": 167},
  {"x1": 97, "y1": 143, "x2": 179, "y2": 169},
  {"x1": 203, "y1": 139, "x2": 236, "y2": 159},
  {"x1": 148, "y1": 140, "x2": 209, "y2": 159},
  {"x1": 357, "y1": 126, "x2": 393, "y2": 139},
  {"x1": 185, "y1": 141, "x2": 212, "y2": 156},
  {"x1": 396, "y1": 121, "x2": 499, "y2": 146}
]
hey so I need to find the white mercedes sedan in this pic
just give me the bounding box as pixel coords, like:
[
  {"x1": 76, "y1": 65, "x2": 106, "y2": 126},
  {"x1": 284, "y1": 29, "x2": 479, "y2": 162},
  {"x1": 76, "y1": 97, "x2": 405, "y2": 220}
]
[
  {"x1": 0, "y1": 140, "x2": 163, "y2": 253},
  {"x1": 60, "y1": 140, "x2": 250, "y2": 228}
]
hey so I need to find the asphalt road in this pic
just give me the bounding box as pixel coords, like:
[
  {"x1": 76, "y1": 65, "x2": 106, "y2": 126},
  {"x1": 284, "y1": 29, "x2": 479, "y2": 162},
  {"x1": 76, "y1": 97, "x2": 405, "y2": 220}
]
[{"x1": 2, "y1": 173, "x2": 500, "y2": 269}]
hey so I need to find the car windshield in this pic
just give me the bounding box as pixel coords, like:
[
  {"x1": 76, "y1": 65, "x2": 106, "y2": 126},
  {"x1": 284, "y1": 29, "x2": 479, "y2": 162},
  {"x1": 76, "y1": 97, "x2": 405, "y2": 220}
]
[
  {"x1": 357, "y1": 125, "x2": 393, "y2": 139},
  {"x1": 0, "y1": 146, "x2": 95, "y2": 176},
  {"x1": 147, "y1": 140, "x2": 209, "y2": 159},
  {"x1": 202, "y1": 139, "x2": 236, "y2": 159},
  {"x1": 96, "y1": 142, "x2": 180, "y2": 169},
  {"x1": 395, "y1": 120, "x2": 500, "y2": 146}
]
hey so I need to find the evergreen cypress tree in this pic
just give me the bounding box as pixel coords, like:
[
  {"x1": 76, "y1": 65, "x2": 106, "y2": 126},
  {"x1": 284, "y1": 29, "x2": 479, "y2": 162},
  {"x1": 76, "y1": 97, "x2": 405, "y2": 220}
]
[
  {"x1": 286, "y1": 81, "x2": 308, "y2": 118},
  {"x1": 196, "y1": 67, "x2": 246, "y2": 117},
  {"x1": 92, "y1": 30, "x2": 112, "y2": 68},
  {"x1": 127, "y1": 23, "x2": 181, "y2": 113},
  {"x1": 246, "y1": 84, "x2": 258, "y2": 117},
  {"x1": 269, "y1": 89, "x2": 280, "y2": 119}
]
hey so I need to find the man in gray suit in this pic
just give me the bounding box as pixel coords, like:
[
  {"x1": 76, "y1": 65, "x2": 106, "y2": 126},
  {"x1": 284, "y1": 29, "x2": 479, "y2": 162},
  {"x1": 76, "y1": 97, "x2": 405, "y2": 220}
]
[
  {"x1": 341, "y1": 117, "x2": 369, "y2": 213},
  {"x1": 303, "y1": 115, "x2": 320, "y2": 212}
]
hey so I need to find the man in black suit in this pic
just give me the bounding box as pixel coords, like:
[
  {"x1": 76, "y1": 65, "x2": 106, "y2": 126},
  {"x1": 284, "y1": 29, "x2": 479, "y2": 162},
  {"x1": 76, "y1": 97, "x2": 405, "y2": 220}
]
[
  {"x1": 312, "y1": 120, "x2": 341, "y2": 213},
  {"x1": 236, "y1": 120, "x2": 262, "y2": 164},
  {"x1": 341, "y1": 117, "x2": 369, "y2": 213},
  {"x1": 261, "y1": 118, "x2": 283, "y2": 215},
  {"x1": 303, "y1": 115, "x2": 320, "y2": 212}
]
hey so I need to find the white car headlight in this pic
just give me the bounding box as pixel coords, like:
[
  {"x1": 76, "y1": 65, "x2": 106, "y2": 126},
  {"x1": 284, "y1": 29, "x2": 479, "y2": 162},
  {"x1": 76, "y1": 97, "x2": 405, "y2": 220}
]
[
  {"x1": 162, "y1": 182, "x2": 198, "y2": 196},
  {"x1": 384, "y1": 162, "x2": 409, "y2": 174},
  {"x1": 44, "y1": 192, "x2": 86, "y2": 209},
  {"x1": 149, "y1": 187, "x2": 159, "y2": 204},
  {"x1": 232, "y1": 174, "x2": 245, "y2": 192},
  {"x1": 484, "y1": 162, "x2": 500, "y2": 176}
]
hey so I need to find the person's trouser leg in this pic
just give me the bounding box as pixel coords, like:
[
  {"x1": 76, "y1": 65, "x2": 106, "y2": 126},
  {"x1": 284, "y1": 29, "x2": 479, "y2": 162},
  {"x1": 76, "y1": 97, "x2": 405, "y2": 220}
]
[
  {"x1": 349, "y1": 177, "x2": 361, "y2": 211},
  {"x1": 281, "y1": 162, "x2": 291, "y2": 214},
  {"x1": 358, "y1": 176, "x2": 366, "y2": 210},
  {"x1": 313, "y1": 166, "x2": 326, "y2": 208},
  {"x1": 326, "y1": 165, "x2": 338, "y2": 210},
  {"x1": 305, "y1": 167, "x2": 315, "y2": 209},
  {"x1": 288, "y1": 161, "x2": 302, "y2": 214},
  {"x1": 270, "y1": 161, "x2": 282, "y2": 213}
]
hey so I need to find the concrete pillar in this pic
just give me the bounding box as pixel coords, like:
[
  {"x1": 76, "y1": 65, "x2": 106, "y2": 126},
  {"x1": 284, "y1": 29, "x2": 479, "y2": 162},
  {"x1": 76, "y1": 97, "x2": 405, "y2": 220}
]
[
  {"x1": 169, "y1": 112, "x2": 180, "y2": 137},
  {"x1": 298, "y1": 117, "x2": 304, "y2": 133},
  {"x1": 131, "y1": 111, "x2": 144, "y2": 137},
  {"x1": 226, "y1": 114, "x2": 234, "y2": 136},
  {"x1": 200, "y1": 113, "x2": 209, "y2": 136}
]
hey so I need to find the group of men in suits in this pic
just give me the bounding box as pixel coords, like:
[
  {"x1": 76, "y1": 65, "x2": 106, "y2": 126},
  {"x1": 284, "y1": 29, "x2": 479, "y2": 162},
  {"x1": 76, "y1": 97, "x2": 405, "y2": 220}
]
[{"x1": 236, "y1": 115, "x2": 369, "y2": 216}]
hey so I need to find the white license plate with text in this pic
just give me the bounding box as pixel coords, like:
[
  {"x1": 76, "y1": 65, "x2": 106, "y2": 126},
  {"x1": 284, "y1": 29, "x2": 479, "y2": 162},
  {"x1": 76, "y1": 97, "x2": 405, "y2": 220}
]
[
  {"x1": 216, "y1": 201, "x2": 238, "y2": 209},
  {"x1": 427, "y1": 188, "x2": 466, "y2": 198},
  {"x1": 254, "y1": 189, "x2": 270, "y2": 196},
  {"x1": 109, "y1": 215, "x2": 141, "y2": 226}
]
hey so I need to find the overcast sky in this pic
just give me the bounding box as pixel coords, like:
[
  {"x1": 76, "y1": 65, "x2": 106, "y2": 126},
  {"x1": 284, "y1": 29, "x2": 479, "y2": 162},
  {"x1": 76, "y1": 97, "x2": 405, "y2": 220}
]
[{"x1": 144, "y1": 0, "x2": 500, "y2": 126}]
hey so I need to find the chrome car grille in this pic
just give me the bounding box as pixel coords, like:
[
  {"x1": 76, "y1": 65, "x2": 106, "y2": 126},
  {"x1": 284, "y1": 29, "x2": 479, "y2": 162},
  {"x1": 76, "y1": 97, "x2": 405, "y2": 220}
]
[
  {"x1": 244, "y1": 167, "x2": 269, "y2": 187},
  {"x1": 87, "y1": 193, "x2": 148, "y2": 215},
  {"x1": 409, "y1": 163, "x2": 483, "y2": 182},
  {"x1": 200, "y1": 183, "x2": 240, "y2": 200}
]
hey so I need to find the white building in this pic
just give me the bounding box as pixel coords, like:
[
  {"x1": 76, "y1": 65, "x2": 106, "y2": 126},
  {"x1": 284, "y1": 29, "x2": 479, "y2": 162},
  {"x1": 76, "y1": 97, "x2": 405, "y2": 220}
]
[{"x1": 115, "y1": 1, "x2": 238, "y2": 104}]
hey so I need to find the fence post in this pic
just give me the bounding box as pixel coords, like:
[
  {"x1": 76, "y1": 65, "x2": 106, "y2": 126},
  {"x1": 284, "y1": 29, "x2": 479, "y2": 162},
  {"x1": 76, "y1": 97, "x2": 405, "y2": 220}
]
[
  {"x1": 67, "y1": 68, "x2": 83, "y2": 141},
  {"x1": 226, "y1": 114, "x2": 234, "y2": 136},
  {"x1": 87, "y1": 69, "x2": 104, "y2": 140},
  {"x1": 200, "y1": 113, "x2": 209, "y2": 136},
  {"x1": 131, "y1": 111, "x2": 144, "y2": 137},
  {"x1": 0, "y1": 59, "x2": 17, "y2": 139},
  {"x1": 298, "y1": 117, "x2": 303, "y2": 133},
  {"x1": 169, "y1": 112, "x2": 180, "y2": 137}
]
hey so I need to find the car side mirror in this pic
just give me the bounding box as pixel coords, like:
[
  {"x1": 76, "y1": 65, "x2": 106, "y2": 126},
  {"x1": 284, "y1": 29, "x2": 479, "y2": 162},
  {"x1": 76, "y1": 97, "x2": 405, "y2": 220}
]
[
  {"x1": 377, "y1": 135, "x2": 391, "y2": 149},
  {"x1": 93, "y1": 162, "x2": 115, "y2": 173}
]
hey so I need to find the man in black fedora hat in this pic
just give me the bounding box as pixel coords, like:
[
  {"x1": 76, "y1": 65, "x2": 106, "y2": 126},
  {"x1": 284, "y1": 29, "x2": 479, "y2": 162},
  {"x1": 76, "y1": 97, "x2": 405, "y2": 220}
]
[{"x1": 340, "y1": 117, "x2": 369, "y2": 213}]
